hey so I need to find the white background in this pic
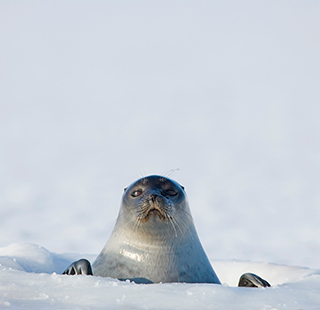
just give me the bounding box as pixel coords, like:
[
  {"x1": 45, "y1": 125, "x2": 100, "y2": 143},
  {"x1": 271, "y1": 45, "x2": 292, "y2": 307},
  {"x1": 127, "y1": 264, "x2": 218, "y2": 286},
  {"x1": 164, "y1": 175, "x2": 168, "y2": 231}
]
[{"x1": 1, "y1": 1, "x2": 320, "y2": 269}]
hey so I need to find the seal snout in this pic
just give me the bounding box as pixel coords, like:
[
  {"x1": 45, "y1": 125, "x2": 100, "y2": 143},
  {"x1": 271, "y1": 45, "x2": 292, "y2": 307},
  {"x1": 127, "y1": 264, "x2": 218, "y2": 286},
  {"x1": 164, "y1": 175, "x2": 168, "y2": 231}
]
[{"x1": 139, "y1": 193, "x2": 169, "y2": 222}]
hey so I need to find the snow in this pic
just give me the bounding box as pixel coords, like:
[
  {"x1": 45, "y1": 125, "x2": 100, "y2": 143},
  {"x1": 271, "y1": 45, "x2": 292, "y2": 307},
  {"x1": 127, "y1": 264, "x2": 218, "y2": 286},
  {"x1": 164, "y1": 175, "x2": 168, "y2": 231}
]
[
  {"x1": 0, "y1": 243, "x2": 320, "y2": 310},
  {"x1": 1, "y1": 1, "x2": 320, "y2": 309}
]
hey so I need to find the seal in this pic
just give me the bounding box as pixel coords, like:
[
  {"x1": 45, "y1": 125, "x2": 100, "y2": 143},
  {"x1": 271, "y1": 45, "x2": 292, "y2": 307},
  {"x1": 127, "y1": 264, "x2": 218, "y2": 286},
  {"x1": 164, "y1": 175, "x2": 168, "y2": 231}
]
[{"x1": 63, "y1": 175, "x2": 270, "y2": 287}]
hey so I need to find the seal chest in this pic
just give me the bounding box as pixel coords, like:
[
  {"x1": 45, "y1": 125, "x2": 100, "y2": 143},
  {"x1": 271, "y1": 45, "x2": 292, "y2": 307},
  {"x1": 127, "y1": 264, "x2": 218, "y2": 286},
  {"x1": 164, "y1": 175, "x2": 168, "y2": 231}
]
[{"x1": 92, "y1": 175, "x2": 221, "y2": 284}]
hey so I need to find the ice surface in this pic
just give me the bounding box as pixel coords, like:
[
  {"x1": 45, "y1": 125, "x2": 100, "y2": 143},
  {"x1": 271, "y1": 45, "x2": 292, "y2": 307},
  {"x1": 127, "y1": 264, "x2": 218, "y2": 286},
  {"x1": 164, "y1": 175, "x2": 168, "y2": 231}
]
[{"x1": 0, "y1": 243, "x2": 319, "y2": 310}]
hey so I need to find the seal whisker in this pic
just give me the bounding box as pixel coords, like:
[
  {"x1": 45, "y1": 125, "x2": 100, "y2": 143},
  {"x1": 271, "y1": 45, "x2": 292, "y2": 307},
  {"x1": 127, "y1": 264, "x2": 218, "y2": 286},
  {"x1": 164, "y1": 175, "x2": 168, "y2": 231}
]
[
  {"x1": 168, "y1": 216, "x2": 181, "y2": 237},
  {"x1": 132, "y1": 218, "x2": 141, "y2": 232},
  {"x1": 178, "y1": 208, "x2": 193, "y2": 219},
  {"x1": 163, "y1": 169, "x2": 180, "y2": 178},
  {"x1": 116, "y1": 209, "x2": 142, "y2": 232},
  {"x1": 116, "y1": 208, "x2": 136, "y2": 220},
  {"x1": 171, "y1": 214, "x2": 193, "y2": 238},
  {"x1": 136, "y1": 166, "x2": 146, "y2": 179},
  {"x1": 121, "y1": 217, "x2": 137, "y2": 231},
  {"x1": 171, "y1": 215, "x2": 188, "y2": 236}
]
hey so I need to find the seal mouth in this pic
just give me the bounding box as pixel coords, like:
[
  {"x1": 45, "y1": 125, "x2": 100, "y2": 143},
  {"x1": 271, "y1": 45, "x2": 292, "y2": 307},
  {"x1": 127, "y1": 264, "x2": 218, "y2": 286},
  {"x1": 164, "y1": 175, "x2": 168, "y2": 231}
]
[
  {"x1": 137, "y1": 194, "x2": 170, "y2": 222},
  {"x1": 144, "y1": 207, "x2": 167, "y2": 221}
]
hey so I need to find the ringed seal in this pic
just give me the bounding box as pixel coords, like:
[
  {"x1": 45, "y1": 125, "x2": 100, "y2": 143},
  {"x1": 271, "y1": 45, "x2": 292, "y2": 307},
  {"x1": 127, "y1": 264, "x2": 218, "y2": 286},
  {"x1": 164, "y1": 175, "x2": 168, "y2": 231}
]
[{"x1": 63, "y1": 175, "x2": 270, "y2": 287}]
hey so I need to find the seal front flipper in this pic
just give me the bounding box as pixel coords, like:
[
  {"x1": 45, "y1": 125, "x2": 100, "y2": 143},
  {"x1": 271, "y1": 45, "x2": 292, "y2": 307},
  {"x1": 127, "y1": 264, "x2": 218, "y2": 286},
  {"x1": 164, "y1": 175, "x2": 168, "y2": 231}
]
[
  {"x1": 62, "y1": 259, "x2": 93, "y2": 275},
  {"x1": 238, "y1": 273, "x2": 270, "y2": 287}
]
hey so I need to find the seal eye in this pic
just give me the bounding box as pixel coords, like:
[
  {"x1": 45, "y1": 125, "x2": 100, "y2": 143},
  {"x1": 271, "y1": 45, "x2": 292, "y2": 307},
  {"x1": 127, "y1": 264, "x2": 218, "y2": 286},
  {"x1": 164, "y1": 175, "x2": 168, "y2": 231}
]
[
  {"x1": 164, "y1": 188, "x2": 178, "y2": 196},
  {"x1": 131, "y1": 189, "x2": 143, "y2": 197}
]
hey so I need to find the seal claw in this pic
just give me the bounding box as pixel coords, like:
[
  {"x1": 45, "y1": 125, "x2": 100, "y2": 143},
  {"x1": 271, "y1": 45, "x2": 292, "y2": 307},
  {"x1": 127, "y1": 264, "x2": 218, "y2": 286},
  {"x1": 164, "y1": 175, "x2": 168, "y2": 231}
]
[
  {"x1": 238, "y1": 273, "x2": 271, "y2": 287},
  {"x1": 62, "y1": 259, "x2": 93, "y2": 276}
]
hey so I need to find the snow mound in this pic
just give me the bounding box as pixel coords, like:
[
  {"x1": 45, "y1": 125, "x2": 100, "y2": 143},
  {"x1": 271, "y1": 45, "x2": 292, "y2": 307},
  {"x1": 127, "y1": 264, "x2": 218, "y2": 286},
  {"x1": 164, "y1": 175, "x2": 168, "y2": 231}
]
[
  {"x1": 0, "y1": 243, "x2": 73, "y2": 274},
  {"x1": 0, "y1": 243, "x2": 319, "y2": 310}
]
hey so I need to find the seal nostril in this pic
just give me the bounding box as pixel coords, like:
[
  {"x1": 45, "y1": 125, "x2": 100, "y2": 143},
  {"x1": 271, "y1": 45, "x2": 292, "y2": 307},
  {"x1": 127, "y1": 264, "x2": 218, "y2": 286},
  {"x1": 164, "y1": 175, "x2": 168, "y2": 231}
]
[{"x1": 150, "y1": 194, "x2": 158, "y2": 203}]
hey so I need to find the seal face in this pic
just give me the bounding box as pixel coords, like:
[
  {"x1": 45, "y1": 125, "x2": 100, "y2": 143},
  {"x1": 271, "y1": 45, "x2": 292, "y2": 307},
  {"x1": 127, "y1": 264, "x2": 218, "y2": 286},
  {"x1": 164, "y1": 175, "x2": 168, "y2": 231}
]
[{"x1": 92, "y1": 175, "x2": 221, "y2": 284}]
